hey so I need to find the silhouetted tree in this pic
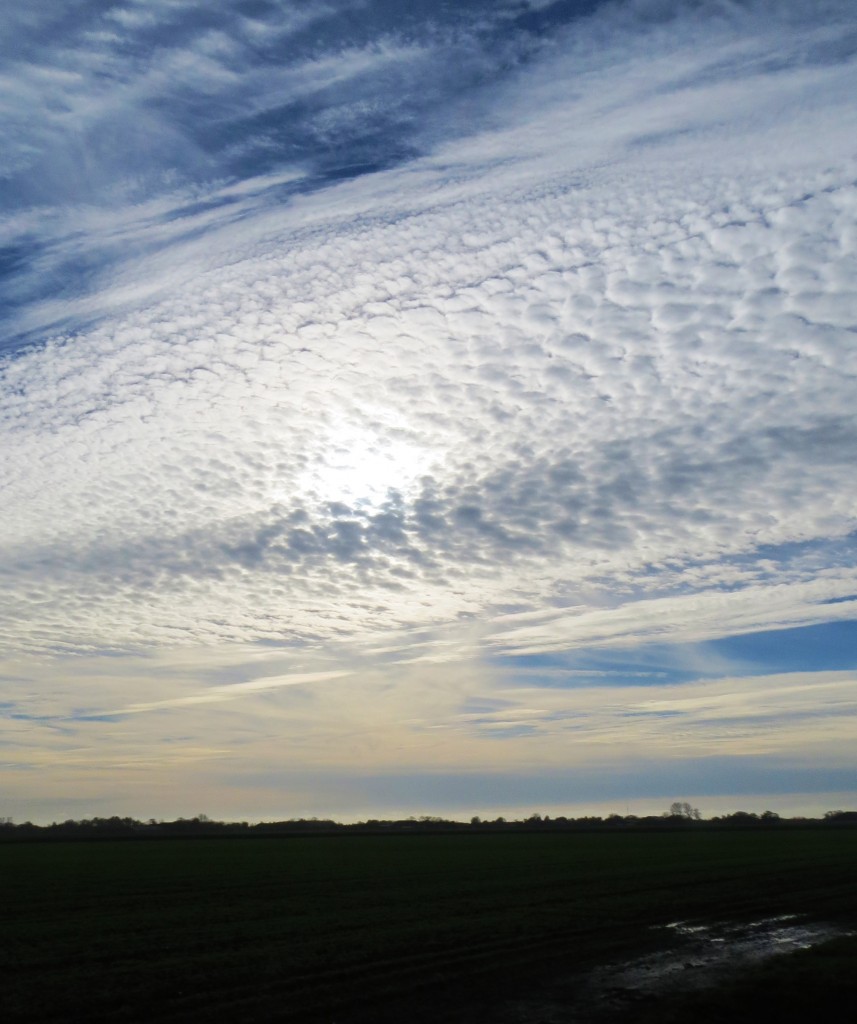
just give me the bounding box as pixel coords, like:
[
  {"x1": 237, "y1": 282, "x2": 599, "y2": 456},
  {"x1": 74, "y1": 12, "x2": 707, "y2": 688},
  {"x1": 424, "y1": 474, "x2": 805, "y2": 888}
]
[{"x1": 669, "y1": 801, "x2": 701, "y2": 820}]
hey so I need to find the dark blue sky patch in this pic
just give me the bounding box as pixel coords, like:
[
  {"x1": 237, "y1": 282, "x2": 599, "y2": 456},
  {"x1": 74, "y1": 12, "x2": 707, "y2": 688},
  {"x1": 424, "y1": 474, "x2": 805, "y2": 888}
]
[
  {"x1": 0, "y1": 241, "x2": 34, "y2": 278},
  {"x1": 512, "y1": 0, "x2": 605, "y2": 35},
  {"x1": 753, "y1": 531, "x2": 857, "y2": 566},
  {"x1": 496, "y1": 617, "x2": 857, "y2": 690},
  {"x1": 496, "y1": 648, "x2": 699, "y2": 687},
  {"x1": 706, "y1": 620, "x2": 857, "y2": 673}
]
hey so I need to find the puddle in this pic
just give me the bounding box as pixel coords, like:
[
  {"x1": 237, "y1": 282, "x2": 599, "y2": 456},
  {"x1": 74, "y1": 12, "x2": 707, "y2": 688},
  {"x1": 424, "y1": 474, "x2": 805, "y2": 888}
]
[
  {"x1": 587, "y1": 915, "x2": 847, "y2": 996},
  {"x1": 499, "y1": 915, "x2": 853, "y2": 1023}
]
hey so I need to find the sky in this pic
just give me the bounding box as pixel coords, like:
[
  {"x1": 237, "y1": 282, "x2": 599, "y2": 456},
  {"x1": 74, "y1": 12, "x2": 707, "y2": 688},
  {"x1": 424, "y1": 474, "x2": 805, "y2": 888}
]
[{"x1": 1, "y1": 0, "x2": 856, "y2": 825}]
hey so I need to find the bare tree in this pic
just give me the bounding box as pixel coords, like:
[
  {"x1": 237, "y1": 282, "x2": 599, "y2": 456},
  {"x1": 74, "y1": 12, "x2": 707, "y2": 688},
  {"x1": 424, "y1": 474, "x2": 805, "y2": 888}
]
[{"x1": 669, "y1": 801, "x2": 701, "y2": 820}]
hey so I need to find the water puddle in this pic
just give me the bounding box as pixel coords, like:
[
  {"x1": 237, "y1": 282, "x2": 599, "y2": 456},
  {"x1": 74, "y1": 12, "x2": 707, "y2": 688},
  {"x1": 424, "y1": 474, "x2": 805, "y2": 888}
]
[
  {"x1": 501, "y1": 914, "x2": 852, "y2": 1023},
  {"x1": 585, "y1": 915, "x2": 846, "y2": 1001}
]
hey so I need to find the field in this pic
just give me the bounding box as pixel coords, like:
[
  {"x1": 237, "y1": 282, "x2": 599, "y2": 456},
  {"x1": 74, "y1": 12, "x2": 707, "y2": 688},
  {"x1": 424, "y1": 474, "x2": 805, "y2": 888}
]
[{"x1": 3, "y1": 830, "x2": 856, "y2": 1022}]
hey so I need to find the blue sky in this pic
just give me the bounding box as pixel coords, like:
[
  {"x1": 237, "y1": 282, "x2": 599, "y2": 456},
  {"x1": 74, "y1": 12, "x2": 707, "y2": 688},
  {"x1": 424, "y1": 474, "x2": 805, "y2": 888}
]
[{"x1": 1, "y1": 0, "x2": 856, "y2": 823}]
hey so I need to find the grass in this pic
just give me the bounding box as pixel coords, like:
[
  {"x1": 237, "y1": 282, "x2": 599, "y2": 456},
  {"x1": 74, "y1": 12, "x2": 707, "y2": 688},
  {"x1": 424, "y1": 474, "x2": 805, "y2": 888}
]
[{"x1": 2, "y1": 830, "x2": 856, "y2": 1021}]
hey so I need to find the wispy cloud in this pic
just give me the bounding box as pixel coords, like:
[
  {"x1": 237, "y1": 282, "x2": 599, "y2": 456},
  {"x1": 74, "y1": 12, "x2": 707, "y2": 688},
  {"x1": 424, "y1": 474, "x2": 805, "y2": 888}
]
[{"x1": 112, "y1": 669, "x2": 350, "y2": 714}]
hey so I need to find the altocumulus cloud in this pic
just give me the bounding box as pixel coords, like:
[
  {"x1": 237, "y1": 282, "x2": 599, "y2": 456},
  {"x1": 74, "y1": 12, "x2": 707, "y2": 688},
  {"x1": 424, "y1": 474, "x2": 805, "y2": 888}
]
[{"x1": 1, "y1": 0, "x2": 856, "y2": 820}]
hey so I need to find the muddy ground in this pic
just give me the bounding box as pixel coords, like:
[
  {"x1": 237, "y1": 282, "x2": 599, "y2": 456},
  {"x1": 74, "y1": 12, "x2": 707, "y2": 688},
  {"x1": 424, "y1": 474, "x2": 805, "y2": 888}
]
[{"x1": 481, "y1": 915, "x2": 854, "y2": 1023}]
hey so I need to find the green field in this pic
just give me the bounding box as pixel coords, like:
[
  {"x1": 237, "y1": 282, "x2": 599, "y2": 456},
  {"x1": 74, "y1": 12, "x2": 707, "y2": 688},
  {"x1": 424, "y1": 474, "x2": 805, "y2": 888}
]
[{"x1": 3, "y1": 830, "x2": 856, "y2": 1022}]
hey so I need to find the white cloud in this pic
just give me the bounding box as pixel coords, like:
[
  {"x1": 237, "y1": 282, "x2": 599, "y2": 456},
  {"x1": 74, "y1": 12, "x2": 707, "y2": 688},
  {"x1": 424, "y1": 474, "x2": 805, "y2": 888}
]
[
  {"x1": 4, "y1": 135, "x2": 855, "y2": 654},
  {"x1": 2, "y1": 0, "x2": 857, "y2": 817}
]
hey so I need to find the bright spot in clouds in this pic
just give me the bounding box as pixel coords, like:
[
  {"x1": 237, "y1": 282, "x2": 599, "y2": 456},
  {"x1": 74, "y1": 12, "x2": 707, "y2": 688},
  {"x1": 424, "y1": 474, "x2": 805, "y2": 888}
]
[
  {"x1": 1, "y1": 0, "x2": 856, "y2": 824},
  {"x1": 299, "y1": 416, "x2": 435, "y2": 509}
]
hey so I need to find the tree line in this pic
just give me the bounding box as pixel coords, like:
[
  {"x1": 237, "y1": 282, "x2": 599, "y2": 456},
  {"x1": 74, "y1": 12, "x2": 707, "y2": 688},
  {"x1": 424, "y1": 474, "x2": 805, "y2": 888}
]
[{"x1": 1, "y1": 807, "x2": 855, "y2": 840}]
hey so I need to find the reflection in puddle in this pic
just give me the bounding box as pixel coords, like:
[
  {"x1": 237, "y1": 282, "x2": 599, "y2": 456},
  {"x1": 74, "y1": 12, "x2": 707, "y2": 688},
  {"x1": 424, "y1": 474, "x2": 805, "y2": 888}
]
[{"x1": 503, "y1": 915, "x2": 853, "y2": 1023}]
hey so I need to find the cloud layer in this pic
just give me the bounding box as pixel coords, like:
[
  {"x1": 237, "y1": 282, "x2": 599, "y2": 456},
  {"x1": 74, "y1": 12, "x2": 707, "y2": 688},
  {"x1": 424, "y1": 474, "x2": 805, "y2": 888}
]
[{"x1": 2, "y1": 0, "x2": 856, "y2": 819}]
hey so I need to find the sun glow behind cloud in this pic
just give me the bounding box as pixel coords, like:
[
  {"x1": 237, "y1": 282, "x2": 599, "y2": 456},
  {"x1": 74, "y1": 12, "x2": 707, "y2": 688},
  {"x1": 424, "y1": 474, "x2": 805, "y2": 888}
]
[
  {"x1": 295, "y1": 414, "x2": 437, "y2": 510},
  {"x1": 1, "y1": 0, "x2": 856, "y2": 822}
]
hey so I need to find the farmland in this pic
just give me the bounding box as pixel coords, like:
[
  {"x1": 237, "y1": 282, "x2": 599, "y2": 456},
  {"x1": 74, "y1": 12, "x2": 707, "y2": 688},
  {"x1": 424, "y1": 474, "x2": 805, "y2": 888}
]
[{"x1": 3, "y1": 829, "x2": 856, "y2": 1022}]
